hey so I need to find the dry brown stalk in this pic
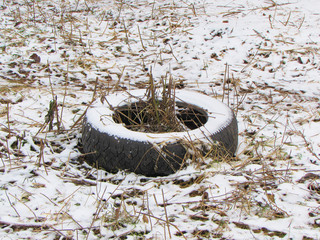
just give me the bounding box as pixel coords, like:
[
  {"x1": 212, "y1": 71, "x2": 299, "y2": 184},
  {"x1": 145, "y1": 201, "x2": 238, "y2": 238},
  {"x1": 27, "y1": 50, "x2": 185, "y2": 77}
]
[
  {"x1": 86, "y1": 177, "x2": 125, "y2": 240},
  {"x1": 59, "y1": 60, "x2": 70, "y2": 130},
  {"x1": 56, "y1": 186, "x2": 82, "y2": 221},
  {"x1": 8, "y1": 192, "x2": 38, "y2": 219},
  {"x1": 37, "y1": 138, "x2": 48, "y2": 175},
  {"x1": 137, "y1": 211, "x2": 187, "y2": 240},
  {"x1": 0, "y1": 219, "x2": 51, "y2": 230},
  {"x1": 161, "y1": 189, "x2": 172, "y2": 238},
  {"x1": 5, "y1": 190, "x2": 20, "y2": 217},
  {"x1": 70, "y1": 77, "x2": 98, "y2": 129},
  {"x1": 299, "y1": 131, "x2": 320, "y2": 162},
  {"x1": 122, "y1": 19, "x2": 131, "y2": 51},
  {"x1": 40, "y1": 193, "x2": 84, "y2": 229},
  {"x1": 137, "y1": 25, "x2": 146, "y2": 51}
]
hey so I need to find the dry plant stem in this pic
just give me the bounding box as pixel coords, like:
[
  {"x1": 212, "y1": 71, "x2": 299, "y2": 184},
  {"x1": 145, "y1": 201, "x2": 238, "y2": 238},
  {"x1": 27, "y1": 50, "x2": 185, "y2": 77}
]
[
  {"x1": 49, "y1": 74, "x2": 61, "y2": 132},
  {"x1": 241, "y1": 49, "x2": 258, "y2": 73},
  {"x1": 59, "y1": 60, "x2": 70, "y2": 127},
  {"x1": 280, "y1": 116, "x2": 289, "y2": 147},
  {"x1": 114, "y1": 199, "x2": 122, "y2": 224},
  {"x1": 257, "y1": 150, "x2": 289, "y2": 216},
  {"x1": 0, "y1": 220, "x2": 51, "y2": 230},
  {"x1": 232, "y1": 82, "x2": 240, "y2": 116},
  {"x1": 153, "y1": 193, "x2": 159, "y2": 207},
  {"x1": 119, "y1": 70, "x2": 185, "y2": 133},
  {"x1": 151, "y1": 0, "x2": 156, "y2": 19},
  {"x1": 191, "y1": 3, "x2": 197, "y2": 16},
  {"x1": 222, "y1": 63, "x2": 228, "y2": 103},
  {"x1": 161, "y1": 189, "x2": 172, "y2": 238},
  {"x1": 133, "y1": 145, "x2": 156, "y2": 172},
  {"x1": 53, "y1": 100, "x2": 61, "y2": 133},
  {"x1": 70, "y1": 77, "x2": 98, "y2": 129},
  {"x1": 56, "y1": 186, "x2": 82, "y2": 221},
  {"x1": 137, "y1": 211, "x2": 187, "y2": 240},
  {"x1": 244, "y1": 112, "x2": 280, "y2": 142},
  {"x1": 8, "y1": 192, "x2": 38, "y2": 219},
  {"x1": 40, "y1": 193, "x2": 84, "y2": 229},
  {"x1": 299, "y1": 131, "x2": 320, "y2": 161},
  {"x1": 122, "y1": 19, "x2": 131, "y2": 51},
  {"x1": 5, "y1": 139, "x2": 11, "y2": 169},
  {"x1": 117, "y1": 0, "x2": 124, "y2": 20},
  {"x1": 6, "y1": 103, "x2": 12, "y2": 167},
  {"x1": 137, "y1": 25, "x2": 146, "y2": 51},
  {"x1": 272, "y1": 4, "x2": 277, "y2": 28},
  {"x1": 61, "y1": 152, "x2": 72, "y2": 177},
  {"x1": 168, "y1": 43, "x2": 179, "y2": 62},
  {"x1": 6, "y1": 103, "x2": 11, "y2": 137},
  {"x1": 0, "y1": 157, "x2": 5, "y2": 170},
  {"x1": 48, "y1": 225, "x2": 70, "y2": 239},
  {"x1": 235, "y1": 90, "x2": 247, "y2": 116},
  {"x1": 148, "y1": 69, "x2": 160, "y2": 125},
  {"x1": 146, "y1": 193, "x2": 153, "y2": 230},
  {"x1": 86, "y1": 178, "x2": 125, "y2": 240},
  {"x1": 283, "y1": 11, "x2": 291, "y2": 26},
  {"x1": 36, "y1": 135, "x2": 48, "y2": 175},
  {"x1": 156, "y1": 193, "x2": 232, "y2": 207},
  {"x1": 263, "y1": 94, "x2": 288, "y2": 114},
  {"x1": 113, "y1": 66, "x2": 126, "y2": 93},
  {"x1": 5, "y1": 190, "x2": 20, "y2": 217},
  {"x1": 298, "y1": 15, "x2": 305, "y2": 29}
]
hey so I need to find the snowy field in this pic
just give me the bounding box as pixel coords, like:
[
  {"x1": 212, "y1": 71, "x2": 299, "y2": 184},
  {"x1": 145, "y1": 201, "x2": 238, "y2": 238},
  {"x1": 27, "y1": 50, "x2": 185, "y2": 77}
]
[{"x1": 0, "y1": 0, "x2": 320, "y2": 239}]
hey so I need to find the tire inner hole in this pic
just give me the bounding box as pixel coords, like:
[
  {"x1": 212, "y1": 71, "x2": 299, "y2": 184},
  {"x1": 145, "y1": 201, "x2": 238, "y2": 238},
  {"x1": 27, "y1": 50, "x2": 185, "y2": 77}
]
[{"x1": 113, "y1": 101, "x2": 208, "y2": 132}]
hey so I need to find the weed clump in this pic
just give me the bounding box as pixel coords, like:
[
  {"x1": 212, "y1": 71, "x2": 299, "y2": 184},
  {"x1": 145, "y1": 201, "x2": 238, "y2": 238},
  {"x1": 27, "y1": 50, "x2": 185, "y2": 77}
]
[{"x1": 113, "y1": 71, "x2": 207, "y2": 133}]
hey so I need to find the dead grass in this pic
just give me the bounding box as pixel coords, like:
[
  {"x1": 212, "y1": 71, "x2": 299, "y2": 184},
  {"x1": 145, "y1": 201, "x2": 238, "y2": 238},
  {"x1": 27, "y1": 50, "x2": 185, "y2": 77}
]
[{"x1": 112, "y1": 71, "x2": 187, "y2": 133}]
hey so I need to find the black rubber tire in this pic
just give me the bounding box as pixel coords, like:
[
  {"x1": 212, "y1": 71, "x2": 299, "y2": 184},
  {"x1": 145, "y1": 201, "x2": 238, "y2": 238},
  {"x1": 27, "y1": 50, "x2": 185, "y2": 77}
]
[{"x1": 82, "y1": 89, "x2": 238, "y2": 176}]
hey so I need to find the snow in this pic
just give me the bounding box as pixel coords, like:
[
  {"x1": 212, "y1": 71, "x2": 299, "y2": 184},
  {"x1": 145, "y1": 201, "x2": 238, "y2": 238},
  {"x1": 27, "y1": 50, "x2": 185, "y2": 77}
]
[{"x1": 0, "y1": 0, "x2": 320, "y2": 239}]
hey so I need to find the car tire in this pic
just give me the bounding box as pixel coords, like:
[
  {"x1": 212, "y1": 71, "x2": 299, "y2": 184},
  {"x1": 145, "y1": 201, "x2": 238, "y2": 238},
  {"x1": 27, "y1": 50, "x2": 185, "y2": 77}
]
[{"x1": 82, "y1": 89, "x2": 238, "y2": 176}]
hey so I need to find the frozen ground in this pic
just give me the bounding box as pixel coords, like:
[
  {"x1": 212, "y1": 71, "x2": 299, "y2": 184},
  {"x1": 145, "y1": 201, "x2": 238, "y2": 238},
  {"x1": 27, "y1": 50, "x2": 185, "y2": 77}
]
[{"x1": 0, "y1": 0, "x2": 320, "y2": 239}]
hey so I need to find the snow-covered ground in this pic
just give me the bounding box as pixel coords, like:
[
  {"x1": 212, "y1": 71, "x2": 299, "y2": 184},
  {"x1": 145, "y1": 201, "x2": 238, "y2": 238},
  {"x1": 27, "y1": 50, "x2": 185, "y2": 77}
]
[{"x1": 0, "y1": 0, "x2": 319, "y2": 239}]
